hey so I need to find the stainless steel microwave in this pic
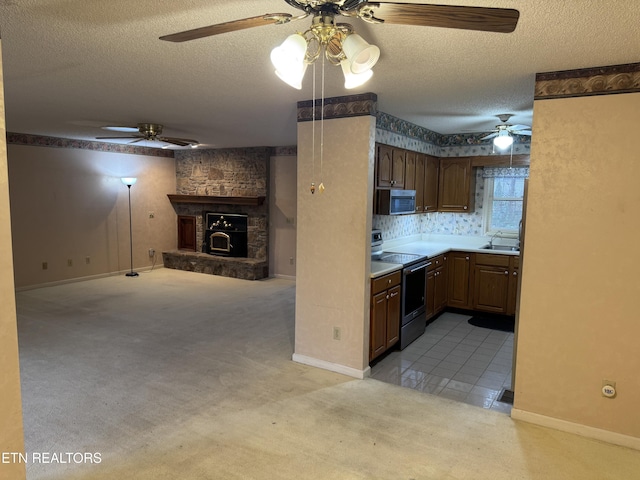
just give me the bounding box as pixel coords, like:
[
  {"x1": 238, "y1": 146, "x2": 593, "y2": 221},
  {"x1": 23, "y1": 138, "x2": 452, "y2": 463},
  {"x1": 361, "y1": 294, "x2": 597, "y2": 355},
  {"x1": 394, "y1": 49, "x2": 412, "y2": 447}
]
[{"x1": 377, "y1": 189, "x2": 416, "y2": 215}]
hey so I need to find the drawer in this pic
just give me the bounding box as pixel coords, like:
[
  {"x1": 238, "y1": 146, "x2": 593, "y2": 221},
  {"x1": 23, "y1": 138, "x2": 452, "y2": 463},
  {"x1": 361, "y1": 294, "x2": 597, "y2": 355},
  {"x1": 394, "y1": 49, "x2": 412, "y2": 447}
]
[
  {"x1": 372, "y1": 270, "x2": 401, "y2": 294},
  {"x1": 474, "y1": 253, "x2": 510, "y2": 267},
  {"x1": 512, "y1": 256, "x2": 520, "y2": 268},
  {"x1": 427, "y1": 254, "x2": 445, "y2": 271}
]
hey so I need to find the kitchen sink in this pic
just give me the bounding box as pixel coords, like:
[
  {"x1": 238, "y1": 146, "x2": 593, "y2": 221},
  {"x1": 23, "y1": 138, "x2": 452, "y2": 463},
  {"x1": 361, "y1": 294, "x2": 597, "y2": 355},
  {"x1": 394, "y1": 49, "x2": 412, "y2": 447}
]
[{"x1": 481, "y1": 244, "x2": 520, "y2": 252}]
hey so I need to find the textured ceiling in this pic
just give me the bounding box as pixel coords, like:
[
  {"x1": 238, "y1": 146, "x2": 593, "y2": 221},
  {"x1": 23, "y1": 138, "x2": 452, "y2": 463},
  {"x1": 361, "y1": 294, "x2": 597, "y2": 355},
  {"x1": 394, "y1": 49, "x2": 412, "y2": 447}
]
[{"x1": 0, "y1": 1, "x2": 639, "y2": 149}]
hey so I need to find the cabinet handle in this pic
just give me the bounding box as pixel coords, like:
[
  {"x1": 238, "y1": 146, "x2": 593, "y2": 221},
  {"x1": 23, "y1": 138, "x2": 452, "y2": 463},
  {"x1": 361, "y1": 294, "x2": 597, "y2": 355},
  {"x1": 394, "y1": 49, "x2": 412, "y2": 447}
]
[
  {"x1": 463, "y1": 205, "x2": 468, "y2": 210},
  {"x1": 504, "y1": 271, "x2": 509, "y2": 275},
  {"x1": 513, "y1": 271, "x2": 518, "y2": 276},
  {"x1": 465, "y1": 256, "x2": 469, "y2": 261},
  {"x1": 390, "y1": 291, "x2": 398, "y2": 297},
  {"x1": 388, "y1": 279, "x2": 392, "y2": 284},
  {"x1": 386, "y1": 295, "x2": 390, "y2": 299}
]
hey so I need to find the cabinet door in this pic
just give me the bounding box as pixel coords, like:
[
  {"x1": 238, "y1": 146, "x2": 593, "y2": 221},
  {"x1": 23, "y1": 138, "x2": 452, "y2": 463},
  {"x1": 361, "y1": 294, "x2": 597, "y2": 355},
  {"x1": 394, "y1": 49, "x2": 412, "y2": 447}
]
[
  {"x1": 507, "y1": 264, "x2": 519, "y2": 315},
  {"x1": 404, "y1": 150, "x2": 416, "y2": 191},
  {"x1": 434, "y1": 264, "x2": 448, "y2": 313},
  {"x1": 391, "y1": 148, "x2": 406, "y2": 188},
  {"x1": 438, "y1": 158, "x2": 473, "y2": 212},
  {"x1": 371, "y1": 291, "x2": 388, "y2": 360},
  {"x1": 472, "y1": 264, "x2": 510, "y2": 314},
  {"x1": 424, "y1": 155, "x2": 439, "y2": 212},
  {"x1": 447, "y1": 252, "x2": 472, "y2": 309},
  {"x1": 425, "y1": 269, "x2": 435, "y2": 320},
  {"x1": 414, "y1": 154, "x2": 425, "y2": 212},
  {"x1": 376, "y1": 144, "x2": 393, "y2": 188},
  {"x1": 386, "y1": 285, "x2": 401, "y2": 348}
]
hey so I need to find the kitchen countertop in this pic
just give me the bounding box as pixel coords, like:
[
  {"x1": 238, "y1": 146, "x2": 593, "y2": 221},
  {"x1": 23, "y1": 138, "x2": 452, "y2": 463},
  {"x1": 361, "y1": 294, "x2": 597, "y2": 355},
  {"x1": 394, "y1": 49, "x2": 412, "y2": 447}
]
[{"x1": 370, "y1": 234, "x2": 520, "y2": 278}]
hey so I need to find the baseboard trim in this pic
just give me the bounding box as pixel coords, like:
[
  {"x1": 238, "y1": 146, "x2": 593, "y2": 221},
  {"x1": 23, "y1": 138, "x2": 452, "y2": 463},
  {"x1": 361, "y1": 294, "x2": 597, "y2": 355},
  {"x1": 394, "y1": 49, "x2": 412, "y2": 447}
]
[
  {"x1": 272, "y1": 274, "x2": 296, "y2": 281},
  {"x1": 15, "y1": 266, "x2": 164, "y2": 292},
  {"x1": 511, "y1": 408, "x2": 640, "y2": 451},
  {"x1": 292, "y1": 353, "x2": 371, "y2": 379}
]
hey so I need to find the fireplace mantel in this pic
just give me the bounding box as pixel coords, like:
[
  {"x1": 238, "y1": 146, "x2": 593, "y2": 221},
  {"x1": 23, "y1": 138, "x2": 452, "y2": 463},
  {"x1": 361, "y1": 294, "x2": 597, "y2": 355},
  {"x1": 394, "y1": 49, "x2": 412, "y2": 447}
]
[{"x1": 167, "y1": 194, "x2": 265, "y2": 206}]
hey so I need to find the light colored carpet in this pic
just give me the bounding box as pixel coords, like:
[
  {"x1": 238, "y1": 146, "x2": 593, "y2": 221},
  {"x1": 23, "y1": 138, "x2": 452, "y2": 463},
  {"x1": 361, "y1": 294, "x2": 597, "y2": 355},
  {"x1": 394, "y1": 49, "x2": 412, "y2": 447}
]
[{"x1": 16, "y1": 268, "x2": 640, "y2": 479}]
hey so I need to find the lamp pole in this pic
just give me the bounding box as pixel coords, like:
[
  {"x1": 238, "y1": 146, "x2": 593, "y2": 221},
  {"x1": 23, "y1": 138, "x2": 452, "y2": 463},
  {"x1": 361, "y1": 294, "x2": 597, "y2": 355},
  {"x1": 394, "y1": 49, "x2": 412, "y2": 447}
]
[{"x1": 121, "y1": 178, "x2": 138, "y2": 277}]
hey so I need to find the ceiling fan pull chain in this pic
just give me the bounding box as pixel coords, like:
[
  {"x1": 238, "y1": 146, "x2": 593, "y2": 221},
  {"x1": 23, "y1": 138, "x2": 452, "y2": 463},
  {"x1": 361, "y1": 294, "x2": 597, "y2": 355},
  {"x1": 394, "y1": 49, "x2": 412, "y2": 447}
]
[
  {"x1": 318, "y1": 53, "x2": 325, "y2": 194},
  {"x1": 311, "y1": 61, "x2": 316, "y2": 194}
]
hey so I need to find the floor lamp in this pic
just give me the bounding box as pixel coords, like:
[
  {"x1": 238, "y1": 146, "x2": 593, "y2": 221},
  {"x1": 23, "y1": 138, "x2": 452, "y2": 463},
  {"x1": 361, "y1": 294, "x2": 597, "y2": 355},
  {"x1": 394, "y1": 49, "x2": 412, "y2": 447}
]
[{"x1": 121, "y1": 177, "x2": 139, "y2": 277}]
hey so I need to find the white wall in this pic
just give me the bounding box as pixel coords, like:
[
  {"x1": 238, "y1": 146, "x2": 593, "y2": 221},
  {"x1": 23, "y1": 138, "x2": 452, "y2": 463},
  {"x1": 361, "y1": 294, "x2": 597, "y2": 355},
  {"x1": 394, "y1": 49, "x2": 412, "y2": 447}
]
[
  {"x1": 269, "y1": 154, "x2": 297, "y2": 278},
  {"x1": 8, "y1": 145, "x2": 176, "y2": 288}
]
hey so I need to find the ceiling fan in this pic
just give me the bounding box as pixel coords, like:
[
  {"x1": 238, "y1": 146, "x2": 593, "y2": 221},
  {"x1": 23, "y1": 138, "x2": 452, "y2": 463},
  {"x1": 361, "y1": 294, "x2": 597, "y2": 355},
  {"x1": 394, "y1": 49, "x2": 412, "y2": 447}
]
[
  {"x1": 160, "y1": 1, "x2": 520, "y2": 89},
  {"x1": 96, "y1": 123, "x2": 199, "y2": 148},
  {"x1": 481, "y1": 114, "x2": 532, "y2": 149}
]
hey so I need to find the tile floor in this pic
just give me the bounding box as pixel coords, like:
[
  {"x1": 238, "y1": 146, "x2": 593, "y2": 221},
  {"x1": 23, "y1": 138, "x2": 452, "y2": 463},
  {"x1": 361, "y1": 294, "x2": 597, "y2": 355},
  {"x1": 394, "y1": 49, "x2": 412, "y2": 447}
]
[{"x1": 370, "y1": 311, "x2": 514, "y2": 414}]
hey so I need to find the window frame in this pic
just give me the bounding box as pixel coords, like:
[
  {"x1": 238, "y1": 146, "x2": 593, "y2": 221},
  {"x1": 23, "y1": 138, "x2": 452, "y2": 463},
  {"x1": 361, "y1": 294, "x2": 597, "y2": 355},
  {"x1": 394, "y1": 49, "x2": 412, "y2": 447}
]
[{"x1": 483, "y1": 176, "x2": 524, "y2": 238}]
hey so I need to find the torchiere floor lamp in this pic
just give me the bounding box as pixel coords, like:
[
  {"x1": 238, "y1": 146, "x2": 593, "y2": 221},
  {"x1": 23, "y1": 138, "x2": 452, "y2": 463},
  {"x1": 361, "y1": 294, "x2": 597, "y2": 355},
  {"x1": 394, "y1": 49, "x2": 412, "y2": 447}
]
[{"x1": 121, "y1": 177, "x2": 139, "y2": 277}]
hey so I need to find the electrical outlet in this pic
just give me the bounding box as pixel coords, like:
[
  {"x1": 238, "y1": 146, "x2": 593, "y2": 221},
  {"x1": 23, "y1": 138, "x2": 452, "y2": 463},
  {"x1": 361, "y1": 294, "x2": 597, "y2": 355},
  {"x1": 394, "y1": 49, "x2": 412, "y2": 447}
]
[
  {"x1": 602, "y1": 380, "x2": 617, "y2": 398},
  {"x1": 148, "y1": 211, "x2": 155, "y2": 219},
  {"x1": 42, "y1": 262, "x2": 48, "y2": 270},
  {"x1": 289, "y1": 257, "x2": 294, "y2": 265},
  {"x1": 333, "y1": 327, "x2": 341, "y2": 341},
  {"x1": 148, "y1": 248, "x2": 155, "y2": 257},
  {"x1": 85, "y1": 256, "x2": 91, "y2": 265},
  {"x1": 67, "y1": 259, "x2": 73, "y2": 267}
]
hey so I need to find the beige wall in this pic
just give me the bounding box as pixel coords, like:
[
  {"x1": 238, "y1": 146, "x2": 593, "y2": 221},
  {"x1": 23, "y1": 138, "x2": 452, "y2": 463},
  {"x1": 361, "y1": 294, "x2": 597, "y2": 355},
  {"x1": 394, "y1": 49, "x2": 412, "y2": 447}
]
[
  {"x1": 0, "y1": 40, "x2": 27, "y2": 480},
  {"x1": 8, "y1": 145, "x2": 176, "y2": 288},
  {"x1": 515, "y1": 92, "x2": 640, "y2": 438},
  {"x1": 269, "y1": 154, "x2": 297, "y2": 278},
  {"x1": 294, "y1": 115, "x2": 375, "y2": 374}
]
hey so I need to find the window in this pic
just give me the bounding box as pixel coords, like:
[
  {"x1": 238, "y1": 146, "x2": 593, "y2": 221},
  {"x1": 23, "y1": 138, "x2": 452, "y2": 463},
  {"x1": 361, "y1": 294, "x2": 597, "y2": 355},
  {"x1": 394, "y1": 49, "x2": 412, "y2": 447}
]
[{"x1": 483, "y1": 167, "x2": 528, "y2": 235}]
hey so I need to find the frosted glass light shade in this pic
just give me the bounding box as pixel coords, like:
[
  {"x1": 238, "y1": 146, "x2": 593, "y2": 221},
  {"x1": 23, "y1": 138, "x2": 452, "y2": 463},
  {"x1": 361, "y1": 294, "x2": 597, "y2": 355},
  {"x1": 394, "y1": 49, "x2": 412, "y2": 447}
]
[
  {"x1": 121, "y1": 177, "x2": 137, "y2": 186},
  {"x1": 271, "y1": 34, "x2": 308, "y2": 89},
  {"x1": 342, "y1": 33, "x2": 380, "y2": 74},
  {"x1": 493, "y1": 131, "x2": 513, "y2": 149},
  {"x1": 340, "y1": 60, "x2": 373, "y2": 89}
]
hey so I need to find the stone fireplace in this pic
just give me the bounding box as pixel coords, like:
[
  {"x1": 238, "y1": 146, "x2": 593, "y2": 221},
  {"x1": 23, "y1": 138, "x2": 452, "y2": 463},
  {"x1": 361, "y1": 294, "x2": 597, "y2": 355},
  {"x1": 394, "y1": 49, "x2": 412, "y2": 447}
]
[{"x1": 162, "y1": 147, "x2": 270, "y2": 280}]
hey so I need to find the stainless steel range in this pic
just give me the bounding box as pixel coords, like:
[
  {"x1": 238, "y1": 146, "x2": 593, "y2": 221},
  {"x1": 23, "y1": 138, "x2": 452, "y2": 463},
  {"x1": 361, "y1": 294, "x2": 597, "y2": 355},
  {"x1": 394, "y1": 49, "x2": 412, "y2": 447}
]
[{"x1": 372, "y1": 230, "x2": 430, "y2": 349}]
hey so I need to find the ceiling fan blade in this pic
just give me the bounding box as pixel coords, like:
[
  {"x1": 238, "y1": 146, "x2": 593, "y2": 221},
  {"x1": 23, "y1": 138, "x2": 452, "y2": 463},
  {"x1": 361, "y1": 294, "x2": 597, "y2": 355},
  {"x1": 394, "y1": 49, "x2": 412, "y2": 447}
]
[
  {"x1": 160, "y1": 136, "x2": 199, "y2": 147},
  {"x1": 508, "y1": 124, "x2": 531, "y2": 131},
  {"x1": 128, "y1": 138, "x2": 145, "y2": 144},
  {"x1": 369, "y1": 2, "x2": 520, "y2": 33},
  {"x1": 96, "y1": 135, "x2": 141, "y2": 140},
  {"x1": 512, "y1": 130, "x2": 532, "y2": 136},
  {"x1": 480, "y1": 132, "x2": 498, "y2": 140},
  {"x1": 160, "y1": 13, "x2": 293, "y2": 42}
]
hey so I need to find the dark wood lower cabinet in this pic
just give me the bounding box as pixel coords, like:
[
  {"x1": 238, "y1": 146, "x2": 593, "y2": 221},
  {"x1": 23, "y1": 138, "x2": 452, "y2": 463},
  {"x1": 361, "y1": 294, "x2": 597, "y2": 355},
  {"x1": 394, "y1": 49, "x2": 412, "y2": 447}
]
[
  {"x1": 370, "y1": 271, "x2": 401, "y2": 361},
  {"x1": 426, "y1": 254, "x2": 448, "y2": 322},
  {"x1": 472, "y1": 253, "x2": 519, "y2": 315},
  {"x1": 447, "y1": 252, "x2": 472, "y2": 309}
]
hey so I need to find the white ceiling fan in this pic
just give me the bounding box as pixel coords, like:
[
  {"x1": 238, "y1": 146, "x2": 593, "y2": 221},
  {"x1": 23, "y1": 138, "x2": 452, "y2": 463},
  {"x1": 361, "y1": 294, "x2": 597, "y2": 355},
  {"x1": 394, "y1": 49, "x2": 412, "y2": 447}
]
[{"x1": 481, "y1": 114, "x2": 532, "y2": 149}]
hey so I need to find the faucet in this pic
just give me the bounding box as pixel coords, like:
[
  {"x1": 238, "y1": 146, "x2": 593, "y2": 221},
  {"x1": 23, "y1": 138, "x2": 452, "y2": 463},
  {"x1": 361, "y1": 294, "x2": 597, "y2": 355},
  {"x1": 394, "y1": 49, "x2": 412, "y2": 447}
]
[{"x1": 489, "y1": 231, "x2": 502, "y2": 247}]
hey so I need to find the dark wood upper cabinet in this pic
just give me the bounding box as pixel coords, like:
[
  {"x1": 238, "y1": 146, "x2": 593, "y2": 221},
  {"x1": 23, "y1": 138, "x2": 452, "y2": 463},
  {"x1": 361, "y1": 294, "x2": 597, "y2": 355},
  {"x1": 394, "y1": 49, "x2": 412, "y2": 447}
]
[
  {"x1": 404, "y1": 150, "x2": 417, "y2": 192},
  {"x1": 376, "y1": 144, "x2": 394, "y2": 188},
  {"x1": 424, "y1": 155, "x2": 439, "y2": 213},
  {"x1": 437, "y1": 158, "x2": 475, "y2": 212},
  {"x1": 414, "y1": 153, "x2": 425, "y2": 213}
]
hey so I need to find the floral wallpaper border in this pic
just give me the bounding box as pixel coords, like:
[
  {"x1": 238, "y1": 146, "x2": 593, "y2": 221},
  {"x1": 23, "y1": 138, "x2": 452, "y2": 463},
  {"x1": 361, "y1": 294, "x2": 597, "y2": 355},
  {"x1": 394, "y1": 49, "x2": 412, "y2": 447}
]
[{"x1": 7, "y1": 132, "x2": 175, "y2": 158}]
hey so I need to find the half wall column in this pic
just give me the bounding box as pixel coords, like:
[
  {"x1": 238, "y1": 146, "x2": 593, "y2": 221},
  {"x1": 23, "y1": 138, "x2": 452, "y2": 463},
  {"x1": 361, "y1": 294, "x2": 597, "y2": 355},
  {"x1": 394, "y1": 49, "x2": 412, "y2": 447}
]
[{"x1": 293, "y1": 93, "x2": 377, "y2": 378}]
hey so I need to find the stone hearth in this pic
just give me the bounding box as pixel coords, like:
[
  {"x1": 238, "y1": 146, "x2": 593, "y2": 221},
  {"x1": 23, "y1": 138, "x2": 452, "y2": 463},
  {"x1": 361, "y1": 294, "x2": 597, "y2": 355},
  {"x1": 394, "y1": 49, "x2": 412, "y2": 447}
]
[{"x1": 162, "y1": 251, "x2": 268, "y2": 281}]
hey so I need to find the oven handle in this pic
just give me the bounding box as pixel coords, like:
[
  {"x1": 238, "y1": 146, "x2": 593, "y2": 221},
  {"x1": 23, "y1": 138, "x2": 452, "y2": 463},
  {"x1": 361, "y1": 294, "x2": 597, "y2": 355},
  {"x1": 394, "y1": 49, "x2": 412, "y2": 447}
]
[{"x1": 407, "y1": 261, "x2": 431, "y2": 274}]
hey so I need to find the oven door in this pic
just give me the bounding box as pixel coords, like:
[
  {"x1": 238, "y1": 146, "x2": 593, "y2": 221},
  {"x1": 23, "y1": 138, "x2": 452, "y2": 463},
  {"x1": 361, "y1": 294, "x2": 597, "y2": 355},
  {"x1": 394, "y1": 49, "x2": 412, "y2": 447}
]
[
  {"x1": 402, "y1": 260, "x2": 428, "y2": 324},
  {"x1": 400, "y1": 259, "x2": 430, "y2": 349}
]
